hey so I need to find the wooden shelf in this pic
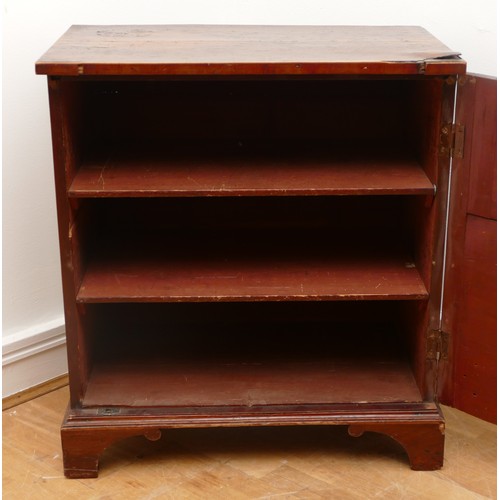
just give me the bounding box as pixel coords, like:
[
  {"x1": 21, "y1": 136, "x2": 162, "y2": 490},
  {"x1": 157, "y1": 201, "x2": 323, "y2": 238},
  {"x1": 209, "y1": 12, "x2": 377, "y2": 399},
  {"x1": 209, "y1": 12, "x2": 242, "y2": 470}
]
[
  {"x1": 69, "y1": 147, "x2": 434, "y2": 198},
  {"x1": 77, "y1": 231, "x2": 428, "y2": 302},
  {"x1": 83, "y1": 358, "x2": 422, "y2": 407},
  {"x1": 84, "y1": 318, "x2": 422, "y2": 407}
]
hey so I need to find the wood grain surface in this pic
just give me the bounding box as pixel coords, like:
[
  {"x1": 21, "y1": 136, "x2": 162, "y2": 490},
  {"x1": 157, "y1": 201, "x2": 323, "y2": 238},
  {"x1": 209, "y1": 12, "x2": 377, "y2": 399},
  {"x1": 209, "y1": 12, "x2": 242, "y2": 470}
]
[
  {"x1": 77, "y1": 231, "x2": 428, "y2": 302},
  {"x1": 466, "y1": 76, "x2": 497, "y2": 220},
  {"x1": 83, "y1": 360, "x2": 422, "y2": 407},
  {"x1": 35, "y1": 25, "x2": 466, "y2": 76},
  {"x1": 69, "y1": 148, "x2": 434, "y2": 198},
  {"x1": 453, "y1": 215, "x2": 496, "y2": 422},
  {"x1": 440, "y1": 75, "x2": 497, "y2": 423}
]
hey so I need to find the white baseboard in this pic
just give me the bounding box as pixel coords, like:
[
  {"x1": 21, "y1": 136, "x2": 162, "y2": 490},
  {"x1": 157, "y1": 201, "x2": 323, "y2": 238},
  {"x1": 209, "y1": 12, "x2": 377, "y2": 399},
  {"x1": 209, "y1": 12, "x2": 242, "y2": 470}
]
[{"x1": 2, "y1": 317, "x2": 68, "y2": 397}]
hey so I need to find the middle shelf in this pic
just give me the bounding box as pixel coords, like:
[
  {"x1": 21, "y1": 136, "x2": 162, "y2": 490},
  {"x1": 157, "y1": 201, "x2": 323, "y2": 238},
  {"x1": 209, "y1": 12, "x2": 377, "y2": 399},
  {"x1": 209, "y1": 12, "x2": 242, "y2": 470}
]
[
  {"x1": 73, "y1": 196, "x2": 429, "y2": 303},
  {"x1": 68, "y1": 144, "x2": 434, "y2": 198},
  {"x1": 77, "y1": 229, "x2": 427, "y2": 303}
]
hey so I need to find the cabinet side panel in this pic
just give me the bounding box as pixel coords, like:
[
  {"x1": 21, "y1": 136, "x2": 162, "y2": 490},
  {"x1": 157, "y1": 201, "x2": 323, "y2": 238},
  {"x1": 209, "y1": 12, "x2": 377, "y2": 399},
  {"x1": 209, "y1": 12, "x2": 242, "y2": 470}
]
[
  {"x1": 439, "y1": 77, "x2": 475, "y2": 404},
  {"x1": 47, "y1": 78, "x2": 90, "y2": 406},
  {"x1": 405, "y1": 78, "x2": 454, "y2": 399}
]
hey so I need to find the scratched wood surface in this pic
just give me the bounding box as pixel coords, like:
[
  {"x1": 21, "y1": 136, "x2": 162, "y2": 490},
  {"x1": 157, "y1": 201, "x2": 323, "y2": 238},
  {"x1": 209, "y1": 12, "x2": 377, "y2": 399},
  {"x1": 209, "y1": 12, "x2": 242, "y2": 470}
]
[
  {"x1": 75, "y1": 302, "x2": 422, "y2": 407},
  {"x1": 69, "y1": 148, "x2": 434, "y2": 198},
  {"x1": 3, "y1": 387, "x2": 496, "y2": 498},
  {"x1": 83, "y1": 360, "x2": 422, "y2": 407},
  {"x1": 77, "y1": 231, "x2": 427, "y2": 303},
  {"x1": 35, "y1": 25, "x2": 466, "y2": 76}
]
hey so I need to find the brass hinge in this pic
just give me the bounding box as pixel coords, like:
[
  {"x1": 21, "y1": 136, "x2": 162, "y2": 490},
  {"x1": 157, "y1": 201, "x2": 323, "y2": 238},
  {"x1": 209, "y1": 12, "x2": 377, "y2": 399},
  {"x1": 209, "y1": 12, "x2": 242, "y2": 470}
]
[
  {"x1": 439, "y1": 123, "x2": 465, "y2": 159},
  {"x1": 426, "y1": 329, "x2": 449, "y2": 360}
]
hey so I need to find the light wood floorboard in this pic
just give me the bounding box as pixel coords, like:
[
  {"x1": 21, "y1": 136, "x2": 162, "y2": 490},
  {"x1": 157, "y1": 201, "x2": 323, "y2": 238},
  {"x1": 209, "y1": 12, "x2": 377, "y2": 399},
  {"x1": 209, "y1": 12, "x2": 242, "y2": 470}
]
[{"x1": 3, "y1": 386, "x2": 496, "y2": 499}]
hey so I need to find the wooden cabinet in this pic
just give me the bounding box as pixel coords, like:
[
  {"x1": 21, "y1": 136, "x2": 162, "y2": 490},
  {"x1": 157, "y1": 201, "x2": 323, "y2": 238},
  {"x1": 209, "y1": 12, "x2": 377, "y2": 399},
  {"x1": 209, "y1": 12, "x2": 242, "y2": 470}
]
[{"x1": 35, "y1": 25, "x2": 496, "y2": 478}]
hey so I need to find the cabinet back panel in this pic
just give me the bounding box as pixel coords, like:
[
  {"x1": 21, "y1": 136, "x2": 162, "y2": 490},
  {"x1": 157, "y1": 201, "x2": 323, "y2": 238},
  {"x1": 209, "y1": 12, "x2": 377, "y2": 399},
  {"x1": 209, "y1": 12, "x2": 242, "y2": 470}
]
[
  {"x1": 81, "y1": 80, "x2": 412, "y2": 145},
  {"x1": 87, "y1": 196, "x2": 410, "y2": 234}
]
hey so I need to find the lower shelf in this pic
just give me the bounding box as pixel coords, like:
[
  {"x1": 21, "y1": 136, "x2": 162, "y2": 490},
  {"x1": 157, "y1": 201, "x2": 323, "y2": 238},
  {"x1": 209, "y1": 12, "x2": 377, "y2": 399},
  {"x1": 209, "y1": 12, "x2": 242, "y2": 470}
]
[
  {"x1": 81, "y1": 302, "x2": 423, "y2": 408},
  {"x1": 83, "y1": 358, "x2": 422, "y2": 407}
]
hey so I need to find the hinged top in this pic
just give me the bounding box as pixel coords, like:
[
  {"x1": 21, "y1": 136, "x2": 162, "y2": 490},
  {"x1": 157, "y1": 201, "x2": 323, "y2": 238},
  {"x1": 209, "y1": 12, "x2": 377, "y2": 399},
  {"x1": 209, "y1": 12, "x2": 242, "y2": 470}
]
[{"x1": 35, "y1": 25, "x2": 466, "y2": 76}]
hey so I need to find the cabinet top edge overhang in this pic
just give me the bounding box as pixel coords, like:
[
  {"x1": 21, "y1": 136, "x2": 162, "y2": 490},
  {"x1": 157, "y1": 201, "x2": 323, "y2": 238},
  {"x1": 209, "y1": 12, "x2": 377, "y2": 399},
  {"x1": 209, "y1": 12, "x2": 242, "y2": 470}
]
[{"x1": 35, "y1": 25, "x2": 466, "y2": 77}]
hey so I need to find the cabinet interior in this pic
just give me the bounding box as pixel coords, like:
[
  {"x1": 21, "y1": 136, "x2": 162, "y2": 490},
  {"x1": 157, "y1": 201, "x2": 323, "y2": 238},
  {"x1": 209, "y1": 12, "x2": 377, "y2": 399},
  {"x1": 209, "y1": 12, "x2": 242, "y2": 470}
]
[
  {"x1": 61, "y1": 76, "x2": 445, "y2": 407},
  {"x1": 81, "y1": 302, "x2": 422, "y2": 407}
]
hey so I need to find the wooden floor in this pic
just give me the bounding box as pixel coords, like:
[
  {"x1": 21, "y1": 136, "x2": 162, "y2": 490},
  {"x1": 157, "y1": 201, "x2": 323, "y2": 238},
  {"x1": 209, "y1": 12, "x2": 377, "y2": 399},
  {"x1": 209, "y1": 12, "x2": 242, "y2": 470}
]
[{"x1": 3, "y1": 386, "x2": 496, "y2": 499}]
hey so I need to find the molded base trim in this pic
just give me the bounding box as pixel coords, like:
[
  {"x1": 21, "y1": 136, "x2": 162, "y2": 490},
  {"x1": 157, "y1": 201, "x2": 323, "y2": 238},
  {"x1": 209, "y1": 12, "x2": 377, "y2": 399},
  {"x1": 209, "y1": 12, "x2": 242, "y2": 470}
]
[{"x1": 61, "y1": 401, "x2": 445, "y2": 477}]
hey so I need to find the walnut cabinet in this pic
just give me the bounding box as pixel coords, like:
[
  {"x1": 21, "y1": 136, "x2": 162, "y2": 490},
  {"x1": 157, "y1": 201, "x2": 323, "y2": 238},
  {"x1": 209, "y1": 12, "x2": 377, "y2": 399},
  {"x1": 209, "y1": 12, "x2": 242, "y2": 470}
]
[{"x1": 36, "y1": 25, "x2": 496, "y2": 478}]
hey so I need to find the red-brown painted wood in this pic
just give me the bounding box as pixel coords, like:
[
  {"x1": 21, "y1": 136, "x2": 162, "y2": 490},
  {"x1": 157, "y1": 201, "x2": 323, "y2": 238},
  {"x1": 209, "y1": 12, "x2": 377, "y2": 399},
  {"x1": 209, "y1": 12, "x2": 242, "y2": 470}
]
[
  {"x1": 77, "y1": 233, "x2": 428, "y2": 303},
  {"x1": 83, "y1": 359, "x2": 422, "y2": 407},
  {"x1": 36, "y1": 25, "x2": 465, "y2": 77},
  {"x1": 348, "y1": 422, "x2": 444, "y2": 470},
  {"x1": 404, "y1": 77, "x2": 455, "y2": 400},
  {"x1": 36, "y1": 25, "x2": 466, "y2": 476},
  {"x1": 440, "y1": 75, "x2": 497, "y2": 423},
  {"x1": 467, "y1": 76, "x2": 497, "y2": 220},
  {"x1": 47, "y1": 79, "x2": 92, "y2": 406},
  {"x1": 80, "y1": 301, "x2": 425, "y2": 409},
  {"x1": 61, "y1": 402, "x2": 444, "y2": 477},
  {"x1": 452, "y1": 216, "x2": 496, "y2": 422},
  {"x1": 69, "y1": 148, "x2": 433, "y2": 198}
]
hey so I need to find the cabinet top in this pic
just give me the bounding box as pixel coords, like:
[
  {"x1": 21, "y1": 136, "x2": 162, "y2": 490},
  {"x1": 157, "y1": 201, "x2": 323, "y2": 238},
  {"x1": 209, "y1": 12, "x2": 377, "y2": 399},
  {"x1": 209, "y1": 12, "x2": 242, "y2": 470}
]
[{"x1": 35, "y1": 25, "x2": 465, "y2": 77}]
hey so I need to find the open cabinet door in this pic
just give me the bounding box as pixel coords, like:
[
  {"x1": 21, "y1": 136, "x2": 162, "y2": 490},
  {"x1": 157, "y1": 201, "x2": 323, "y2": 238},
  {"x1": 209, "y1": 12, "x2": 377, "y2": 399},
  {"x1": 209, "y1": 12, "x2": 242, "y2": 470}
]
[{"x1": 440, "y1": 75, "x2": 497, "y2": 423}]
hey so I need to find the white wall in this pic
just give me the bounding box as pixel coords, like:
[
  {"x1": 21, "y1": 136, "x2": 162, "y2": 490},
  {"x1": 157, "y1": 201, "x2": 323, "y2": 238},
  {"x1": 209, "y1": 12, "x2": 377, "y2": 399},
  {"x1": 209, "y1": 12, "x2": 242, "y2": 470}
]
[{"x1": 2, "y1": 0, "x2": 496, "y2": 396}]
